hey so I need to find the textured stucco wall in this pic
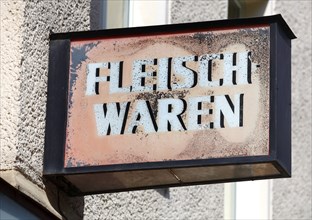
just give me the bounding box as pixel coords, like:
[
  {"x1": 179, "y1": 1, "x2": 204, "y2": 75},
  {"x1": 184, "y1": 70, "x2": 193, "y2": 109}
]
[
  {"x1": 16, "y1": 0, "x2": 91, "y2": 188},
  {"x1": 84, "y1": 186, "x2": 223, "y2": 219},
  {"x1": 0, "y1": 1, "x2": 25, "y2": 171},
  {"x1": 8, "y1": 1, "x2": 310, "y2": 220},
  {"x1": 1, "y1": 0, "x2": 227, "y2": 219},
  {"x1": 272, "y1": 1, "x2": 312, "y2": 219},
  {"x1": 170, "y1": 0, "x2": 228, "y2": 23},
  {"x1": 1, "y1": 0, "x2": 90, "y2": 219},
  {"x1": 19, "y1": 0, "x2": 91, "y2": 218}
]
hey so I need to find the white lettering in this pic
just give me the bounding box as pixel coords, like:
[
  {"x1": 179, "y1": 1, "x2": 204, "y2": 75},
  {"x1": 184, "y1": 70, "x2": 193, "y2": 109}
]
[
  {"x1": 132, "y1": 59, "x2": 155, "y2": 92},
  {"x1": 109, "y1": 61, "x2": 130, "y2": 94},
  {"x1": 172, "y1": 55, "x2": 197, "y2": 89},
  {"x1": 199, "y1": 54, "x2": 222, "y2": 87},
  {"x1": 188, "y1": 96, "x2": 213, "y2": 130},
  {"x1": 86, "y1": 63, "x2": 109, "y2": 96},
  {"x1": 94, "y1": 102, "x2": 130, "y2": 136},
  {"x1": 214, "y1": 94, "x2": 244, "y2": 128},
  {"x1": 158, "y1": 98, "x2": 186, "y2": 132},
  {"x1": 127, "y1": 100, "x2": 156, "y2": 134},
  {"x1": 223, "y1": 52, "x2": 251, "y2": 86},
  {"x1": 158, "y1": 57, "x2": 171, "y2": 91}
]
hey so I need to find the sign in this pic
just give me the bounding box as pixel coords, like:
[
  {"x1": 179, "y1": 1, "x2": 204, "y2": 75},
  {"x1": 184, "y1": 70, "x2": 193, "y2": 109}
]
[{"x1": 44, "y1": 15, "x2": 295, "y2": 195}]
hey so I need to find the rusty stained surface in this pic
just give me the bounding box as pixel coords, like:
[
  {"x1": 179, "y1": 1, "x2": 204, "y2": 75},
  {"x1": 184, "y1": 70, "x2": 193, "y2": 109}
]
[{"x1": 65, "y1": 25, "x2": 270, "y2": 167}]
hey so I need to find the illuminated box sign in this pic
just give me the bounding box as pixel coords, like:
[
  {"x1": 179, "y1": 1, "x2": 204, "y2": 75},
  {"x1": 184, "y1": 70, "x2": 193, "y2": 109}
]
[{"x1": 44, "y1": 15, "x2": 295, "y2": 195}]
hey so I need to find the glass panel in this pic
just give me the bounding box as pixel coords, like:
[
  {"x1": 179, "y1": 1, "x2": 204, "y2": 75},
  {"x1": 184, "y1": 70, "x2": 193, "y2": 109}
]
[
  {"x1": 106, "y1": 0, "x2": 129, "y2": 28},
  {"x1": 228, "y1": 0, "x2": 270, "y2": 19},
  {"x1": 0, "y1": 193, "x2": 39, "y2": 220},
  {"x1": 129, "y1": 0, "x2": 169, "y2": 27},
  {"x1": 90, "y1": 0, "x2": 129, "y2": 29}
]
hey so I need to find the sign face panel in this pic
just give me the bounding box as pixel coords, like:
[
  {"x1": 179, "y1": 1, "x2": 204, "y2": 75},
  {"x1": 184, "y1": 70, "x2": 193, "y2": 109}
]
[
  {"x1": 66, "y1": 26, "x2": 270, "y2": 167},
  {"x1": 44, "y1": 15, "x2": 294, "y2": 195}
]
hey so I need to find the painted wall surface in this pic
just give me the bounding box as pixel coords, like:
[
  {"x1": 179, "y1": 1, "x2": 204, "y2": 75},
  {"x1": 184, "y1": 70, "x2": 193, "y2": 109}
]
[
  {"x1": 0, "y1": 0, "x2": 25, "y2": 171},
  {"x1": 1, "y1": 0, "x2": 90, "y2": 219},
  {"x1": 16, "y1": 0, "x2": 91, "y2": 189},
  {"x1": 272, "y1": 1, "x2": 312, "y2": 219},
  {"x1": 2, "y1": 0, "x2": 310, "y2": 219},
  {"x1": 171, "y1": 0, "x2": 228, "y2": 23}
]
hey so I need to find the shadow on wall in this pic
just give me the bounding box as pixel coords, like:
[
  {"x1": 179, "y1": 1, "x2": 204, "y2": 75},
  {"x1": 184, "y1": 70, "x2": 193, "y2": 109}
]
[
  {"x1": 90, "y1": 0, "x2": 105, "y2": 30},
  {"x1": 44, "y1": 179, "x2": 84, "y2": 220}
]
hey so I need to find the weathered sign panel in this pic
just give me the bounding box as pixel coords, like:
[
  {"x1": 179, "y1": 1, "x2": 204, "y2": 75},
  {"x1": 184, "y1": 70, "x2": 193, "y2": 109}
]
[{"x1": 44, "y1": 15, "x2": 295, "y2": 195}]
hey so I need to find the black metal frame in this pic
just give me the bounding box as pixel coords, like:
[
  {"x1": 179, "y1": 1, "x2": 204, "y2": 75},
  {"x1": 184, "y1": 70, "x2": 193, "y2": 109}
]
[{"x1": 44, "y1": 15, "x2": 295, "y2": 196}]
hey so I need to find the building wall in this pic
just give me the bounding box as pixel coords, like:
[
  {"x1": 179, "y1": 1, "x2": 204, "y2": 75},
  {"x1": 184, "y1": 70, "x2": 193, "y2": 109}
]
[
  {"x1": 272, "y1": 1, "x2": 312, "y2": 219},
  {"x1": 1, "y1": 0, "x2": 227, "y2": 219},
  {"x1": 17, "y1": 0, "x2": 91, "y2": 189},
  {"x1": 171, "y1": 0, "x2": 228, "y2": 23},
  {"x1": 1, "y1": 0, "x2": 90, "y2": 219},
  {"x1": 1, "y1": 0, "x2": 311, "y2": 220},
  {"x1": 0, "y1": 0, "x2": 25, "y2": 171}
]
